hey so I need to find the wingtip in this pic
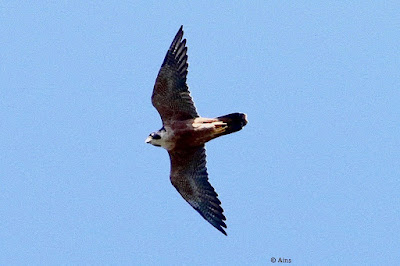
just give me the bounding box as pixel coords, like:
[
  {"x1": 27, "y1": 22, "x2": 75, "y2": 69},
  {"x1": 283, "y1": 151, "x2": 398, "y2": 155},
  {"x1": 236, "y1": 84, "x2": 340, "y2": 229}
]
[
  {"x1": 178, "y1": 25, "x2": 184, "y2": 35},
  {"x1": 220, "y1": 229, "x2": 228, "y2": 236},
  {"x1": 213, "y1": 218, "x2": 228, "y2": 236},
  {"x1": 172, "y1": 26, "x2": 184, "y2": 46}
]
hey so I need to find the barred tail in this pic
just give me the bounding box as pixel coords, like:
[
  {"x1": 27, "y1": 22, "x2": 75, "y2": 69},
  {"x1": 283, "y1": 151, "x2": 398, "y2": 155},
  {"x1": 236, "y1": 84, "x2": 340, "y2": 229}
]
[{"x1": 217, "y1": 113, "x2": 248, "y2": 135}]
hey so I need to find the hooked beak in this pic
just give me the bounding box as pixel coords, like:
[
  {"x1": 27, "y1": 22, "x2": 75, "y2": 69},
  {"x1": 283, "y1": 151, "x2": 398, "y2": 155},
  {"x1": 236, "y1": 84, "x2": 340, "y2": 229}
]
[{"x1": 145, "y1": 136, "x2": 152, "y2": 143}]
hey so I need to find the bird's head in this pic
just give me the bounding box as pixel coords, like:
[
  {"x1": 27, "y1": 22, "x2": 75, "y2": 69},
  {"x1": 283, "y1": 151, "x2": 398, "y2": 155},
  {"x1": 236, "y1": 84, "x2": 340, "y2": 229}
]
[
  {"x1": 145, "y1": 132, "x2": 162, "y2": 147},
  {"x1": 145, "y1": 127, "x2": 166, "y2": 147}
]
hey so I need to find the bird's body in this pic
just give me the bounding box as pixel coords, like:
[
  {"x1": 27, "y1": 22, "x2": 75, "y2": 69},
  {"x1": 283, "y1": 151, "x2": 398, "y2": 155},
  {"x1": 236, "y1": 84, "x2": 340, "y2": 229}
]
[
  {"x1": 146, "y1": 115, "x2": 245, "y2": 150},
  {"x1": 146, "y1": 26, "x2": 247, "y2": 235}
]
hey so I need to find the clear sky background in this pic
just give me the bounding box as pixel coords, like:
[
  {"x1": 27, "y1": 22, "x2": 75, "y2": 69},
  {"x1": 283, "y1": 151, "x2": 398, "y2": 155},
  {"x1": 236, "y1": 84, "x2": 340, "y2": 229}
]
[{"x1": 1, "y1": 1, "x2": 399, "y2": 265}]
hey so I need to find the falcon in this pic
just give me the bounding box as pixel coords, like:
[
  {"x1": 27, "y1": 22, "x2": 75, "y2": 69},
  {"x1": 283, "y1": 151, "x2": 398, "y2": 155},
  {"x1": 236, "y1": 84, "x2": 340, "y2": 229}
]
[{"x1": 146, "y1": 26, "x2": 248, "y2": 235}]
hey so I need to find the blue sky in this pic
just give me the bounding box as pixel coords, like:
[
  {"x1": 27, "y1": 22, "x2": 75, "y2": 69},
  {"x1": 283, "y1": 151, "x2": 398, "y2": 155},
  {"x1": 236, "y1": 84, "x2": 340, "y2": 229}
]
[{"x1": 1, "y1": 1, "x2": 399, "y2": 265}]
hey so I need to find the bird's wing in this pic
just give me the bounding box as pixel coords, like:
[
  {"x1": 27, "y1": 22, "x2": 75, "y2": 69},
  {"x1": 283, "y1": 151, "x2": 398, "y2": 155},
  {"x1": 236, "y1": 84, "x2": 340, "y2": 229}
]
[
  {"x1": 168, "y1": 145, "x2": 227, "y2": 235},
  {"x1": 152, "y1": 26, "x2": 199, "y2": 123}
]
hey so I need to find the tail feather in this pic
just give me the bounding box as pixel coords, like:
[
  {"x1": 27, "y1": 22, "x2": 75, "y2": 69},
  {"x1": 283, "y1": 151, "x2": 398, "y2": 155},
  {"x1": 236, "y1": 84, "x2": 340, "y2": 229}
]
[{"x1": 217, "y1": 113, "x2": 248, "y2": 135}]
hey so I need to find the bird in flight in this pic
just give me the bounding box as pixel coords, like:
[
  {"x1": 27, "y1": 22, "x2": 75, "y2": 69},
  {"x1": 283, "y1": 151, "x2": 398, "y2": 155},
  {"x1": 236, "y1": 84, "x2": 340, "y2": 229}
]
[{"x1": 146, "y1": 26, "x2": 248, "y2": 235}]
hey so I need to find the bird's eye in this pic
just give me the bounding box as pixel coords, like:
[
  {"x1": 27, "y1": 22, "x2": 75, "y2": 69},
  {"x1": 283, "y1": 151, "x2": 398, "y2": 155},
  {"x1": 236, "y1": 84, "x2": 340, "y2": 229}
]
[{"x1": 152, "y1": 134, "x2": 161, "y2": 140}]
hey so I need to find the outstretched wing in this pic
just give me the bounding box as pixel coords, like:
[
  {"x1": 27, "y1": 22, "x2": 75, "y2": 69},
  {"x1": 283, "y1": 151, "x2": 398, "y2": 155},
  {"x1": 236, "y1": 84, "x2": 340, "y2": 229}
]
[
  {"x1": 152, "y1": 26, "x2": 199, "y2": 123},
  {"x1": 168, "y1": 145, "x2": 227, "y2": 235}
]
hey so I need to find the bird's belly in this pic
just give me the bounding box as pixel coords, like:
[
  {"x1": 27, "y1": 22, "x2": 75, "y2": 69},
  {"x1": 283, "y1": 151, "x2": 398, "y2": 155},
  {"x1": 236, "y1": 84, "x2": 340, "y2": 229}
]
[{"x1": 168, "y1": 121, "x2": 225, "y2": 149}]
